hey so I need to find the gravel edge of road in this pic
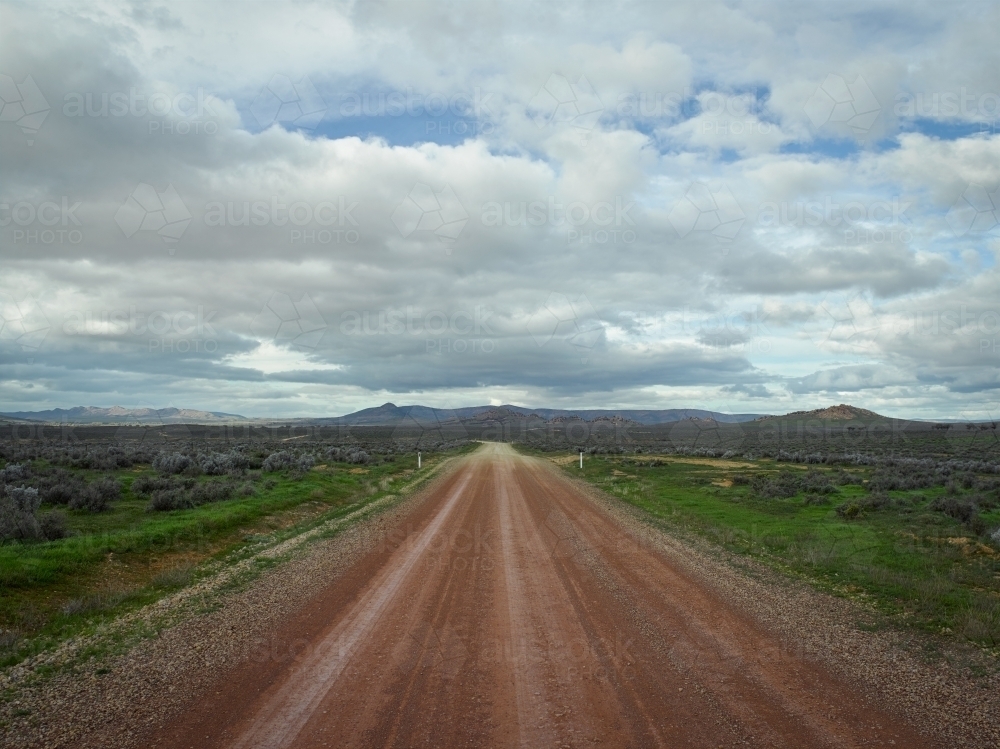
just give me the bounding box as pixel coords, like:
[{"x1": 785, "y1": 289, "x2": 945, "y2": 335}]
[
  {"x1": 558, "y1": 464, "x2": 1000, "y2": 749},
  {"x1": 0, "y1": 456, "x2": 464, "y2": 749}
]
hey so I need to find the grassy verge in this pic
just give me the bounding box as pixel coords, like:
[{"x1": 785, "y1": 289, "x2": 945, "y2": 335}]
[
  {"x1": 525, "y1": 447, "x2": 1000, "y2": 652},
  {"x1": 0, "y1": 446, "x2": 473, "y2": 669}
]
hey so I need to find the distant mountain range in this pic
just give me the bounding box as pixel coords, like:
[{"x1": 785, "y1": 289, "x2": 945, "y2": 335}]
[
  {"x1": 1, "y1": 402, "x2": 894, "y2": 426},
  {"x1": 312, "y1": 403, "x2": 768, "y2": 426},
  {"x1": 0, "y1": 406, "x2": 248, "y2": 424},
  {"x1": 1, "y1": 403, "x2": 766, "y2": 425}
]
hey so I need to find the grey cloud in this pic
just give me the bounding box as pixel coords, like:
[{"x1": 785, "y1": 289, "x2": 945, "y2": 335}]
[
  {"x1": 719, "y1": 245, "x2": 950, "y2": 297},
  {"x1": 2, "y1": 1, "x2": 999, "y2": 418}
]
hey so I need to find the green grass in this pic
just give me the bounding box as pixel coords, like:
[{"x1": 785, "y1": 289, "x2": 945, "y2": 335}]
[
  {"x1": 0, "y1": 448, "x2": 473, "y2": 664},
  {"x1": 534, "y1": 449, "x2": 1000, "y2": 650}
]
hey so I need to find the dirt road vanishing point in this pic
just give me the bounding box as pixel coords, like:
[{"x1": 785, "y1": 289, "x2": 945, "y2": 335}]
[{"x1": 154, "y1": 442, "x2": 928, "y2": 748}]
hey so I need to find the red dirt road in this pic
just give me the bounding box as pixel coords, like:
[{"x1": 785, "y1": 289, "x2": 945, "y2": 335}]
[{"x1": 156, "y1": 443, "x2": 929, "y2": 748}]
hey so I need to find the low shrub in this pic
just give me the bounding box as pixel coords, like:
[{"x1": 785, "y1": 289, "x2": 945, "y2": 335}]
[
  {"x1": 68, "y1": 476, "x2": 121, "y2": 513},
  {"x1": 189, "y1": 481, "x2": 233, "y2": 504},
  {"x1": 831, "y1": 469, "x2": 863, "y2": 485},
  {"x1": 748, "y1": 469, "x2": 838, "y2": 500},
  {"x1": 928, "y1": 495, "x2": 987, "y2": 533},
  {"x1": 131, "y1": 474, "x2": 176, "y2": 495},
  {"x1": 835, "y1": 493, "x2": 896, "y2": 519},
  {"x1": 0, "y1": 486, "x2": 42, "y2": 540},
  {"x1": 147, "y1": 480, "x2": 235, "y2": 511},
  {"x1": 262, "y1": 451, "x2": 295, "y2": 472},
  {"x1": 199, "y1": 450, "x2": 251, "y2": 475},
  {"x1": 43, "y1": 482, "x2": 82, "y2": 505},
  {"x1": 929, "y1": 496, "x2": 979, "y2": 525},
  {"x1": 152, "y1": 452, "x2": 193, "y2": 475},
  {"x1": 863, "y1": 492, "x2": 892, "y2": 511},
  {"x1": 327, "y1": 447, "x2": 371, "y2": 465},
  {"x1": 39, "y1": 511, "x2": 69, "y2": 540},
  {"x1": 751, "y1": 472, "x2": 801, "y2": 499},
  {"x1": 0, "y1": 463, "x2": 29, "y2": 483},
  {"x1": 801, "y1": 470, "x2": 838, "y2": 494},
  {"x1": 148, "y1": 488, "x2": 194, "y2": 512},
  {"x1": 835, "y1": 501, "x2": 863, "y2": 520}
]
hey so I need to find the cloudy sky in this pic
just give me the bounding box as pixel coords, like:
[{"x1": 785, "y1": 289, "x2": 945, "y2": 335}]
[{"x1": 2, "y1": 0, "x2": 1000, "y2": 419}]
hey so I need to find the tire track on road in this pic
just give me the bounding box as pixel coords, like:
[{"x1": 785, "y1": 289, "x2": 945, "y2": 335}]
[{"x1": 228, "y1": 470, "x2": 474, "y2": 749}]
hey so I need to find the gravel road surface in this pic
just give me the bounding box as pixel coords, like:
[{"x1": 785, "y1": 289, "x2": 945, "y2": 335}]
[{"x1": 148, "y1": 442, "x2": 934, "y2": 748}]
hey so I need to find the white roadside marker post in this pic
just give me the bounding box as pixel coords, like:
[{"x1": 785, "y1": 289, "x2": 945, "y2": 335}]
[
  {"x1": 579, "y1": 451, "x2": 583, "y2": 469},
  {"x1": 418, "y1": 452, "x2": 421, "y2": 469}
]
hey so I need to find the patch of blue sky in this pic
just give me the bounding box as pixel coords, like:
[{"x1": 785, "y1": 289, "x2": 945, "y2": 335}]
[
  {"x1": 237, "y1": 82, "x2": 497, "y2": 146},
  {"x1": 314, "y1": 112, "x2": 491, "y2": 146},
  {"x1": 899, "y1": 117, "x2": 1000, "y2": 141},
  {"x1": 777, "y1": 135, "x2": 903, "y2": 159}
]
